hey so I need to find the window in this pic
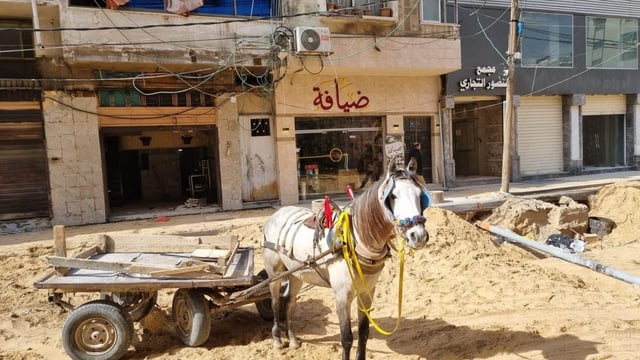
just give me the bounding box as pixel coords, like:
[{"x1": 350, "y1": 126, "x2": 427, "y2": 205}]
[
  {"x1": 421, "y1": 0, "x2": 442, "y2": 22},
  {"x1": 99, "y1": 89, "x2": 213, "y2": 107},
  {"x1": 586, "y1": 17, "x2": 638, "y2": 69},
  {"x1": 0, "y1": 20, "x2": 35, "y2": 60},
  {"x1": 295, "y1": 116, "x2": 382, "y2": 199},
  {"x1": 521, "y1": 12, "x2": 573, "y2": 68}
]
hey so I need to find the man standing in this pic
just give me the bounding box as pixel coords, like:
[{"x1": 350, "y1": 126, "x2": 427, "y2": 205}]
[{"x1": 407, "y1": 142, "x2": 425, "y2": 184}]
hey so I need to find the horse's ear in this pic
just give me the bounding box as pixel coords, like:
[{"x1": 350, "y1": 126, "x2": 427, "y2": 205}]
[{"x1": 386, "y1": 158, "x2": 398, "y2": 178}]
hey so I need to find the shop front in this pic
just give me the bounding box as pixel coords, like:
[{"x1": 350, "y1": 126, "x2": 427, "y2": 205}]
[
  {"x1": 274, "y1": 74, "x2": 442, "y2": 205},
  {"x1": 295, "y1": 116, "x2": 383, "y2": 199}
]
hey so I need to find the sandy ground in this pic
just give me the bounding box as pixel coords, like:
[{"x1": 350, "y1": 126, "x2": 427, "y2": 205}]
[{"x1": 1, "y1": 182, "x2": 640, "y2": 360}]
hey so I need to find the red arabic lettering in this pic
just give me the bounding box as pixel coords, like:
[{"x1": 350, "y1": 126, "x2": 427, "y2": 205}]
[{"x1": 312, "y1": 79, "x2": 369, "y2": 112}]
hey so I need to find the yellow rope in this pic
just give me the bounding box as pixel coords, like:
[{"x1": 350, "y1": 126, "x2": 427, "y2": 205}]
[{"x1": 335, "y1": 210, "x2": 405, "y2": 336}]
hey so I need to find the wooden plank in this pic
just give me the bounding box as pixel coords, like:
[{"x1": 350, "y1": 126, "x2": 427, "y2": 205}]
[
  {"x1": 225, "y1": 238, "x2": 241, "y2": 267},
  {"x1": 101, "y1": 234, "x2": 237, "y2": 253},
  {"x1": 71, "y1": 246, "x2": 101, "y2": 260},
  {"x1": 148, "y1": 265, "x2": 210, "y2": 277},
  {"x1": 53, "y1": 225, "x2": 68, "y2": 276},
  {"x1": 47, "y1": 256, "x2": 172, "y2": 275},
  {"x1": 47, "y1": 255, "x2": 226, "y2": 278}
]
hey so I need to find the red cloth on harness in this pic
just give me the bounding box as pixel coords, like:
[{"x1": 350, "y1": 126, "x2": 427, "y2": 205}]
[{"x1": 324, "y1": 196, "x2": 333, "y2": 228}]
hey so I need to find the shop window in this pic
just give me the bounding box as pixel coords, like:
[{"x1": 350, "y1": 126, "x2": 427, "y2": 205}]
[
  {"x1": 295, "y1": 116, "x2": 383, "y2": 199},
  {"x1": 586, "y1": 17, "x2": 638, "y2": 69},
  {"x1": 521, "y1": 12, "x2": 573, "y2": 68}
]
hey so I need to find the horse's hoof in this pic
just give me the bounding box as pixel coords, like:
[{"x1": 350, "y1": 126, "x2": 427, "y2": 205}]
[
  {"x1": 289, "y1": 338, "x2": 301, "y2": 349},
  {"x1": 273, "y1": 339, "x2": 284, "y2": 350}
]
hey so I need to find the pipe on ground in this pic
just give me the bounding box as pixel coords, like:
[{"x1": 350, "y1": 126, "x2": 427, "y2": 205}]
[{"x1": 475, "y1": 220, "x2": 640, "y2": 286}]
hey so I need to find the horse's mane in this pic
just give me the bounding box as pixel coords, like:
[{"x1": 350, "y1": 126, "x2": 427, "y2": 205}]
[{"x1": 350, "y1": 176, "x2": 396, "y2": 252}]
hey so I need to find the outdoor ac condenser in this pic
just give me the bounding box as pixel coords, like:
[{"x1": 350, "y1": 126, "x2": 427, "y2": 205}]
[{"x1": 294, "y1": 26, "x2": 331, "y2": 55}]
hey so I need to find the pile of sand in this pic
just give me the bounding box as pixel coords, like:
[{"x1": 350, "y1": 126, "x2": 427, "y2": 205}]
[{"x1": 589, "y1": 181, "x2": 640, "y2": 246}]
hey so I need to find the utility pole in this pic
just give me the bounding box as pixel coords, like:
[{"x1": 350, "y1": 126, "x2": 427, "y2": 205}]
[{"x1": 500, "y1": 0, "x2": 520, "y2": 193}]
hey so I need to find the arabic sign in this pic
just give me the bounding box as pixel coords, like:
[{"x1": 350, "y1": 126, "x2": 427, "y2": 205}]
[
  {"x1": 384, "y1": 135, "x2": 404, "y2": 158},
  {"x1": 459, "y1": 66, "x2": 508, "y2": 92},
  {"x1": 312, "y1": 78, "x2": 370, "y2": 112}
]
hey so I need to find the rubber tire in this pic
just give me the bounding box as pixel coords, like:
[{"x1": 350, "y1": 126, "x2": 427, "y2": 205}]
[
  {"x1": 62, "y1": 300, "x2": 133, "y2": 360},
  {"x1": 100, "y1": 292, "x2": 158, "y2": 322},
  {"x1": 172, "y1": 289, "x2": 211, "y2": 347},
  {"x1": 254, "y1": 269, "x2": 288, "y2": 322},
  {"x1": 124, "y1": 292, "x2": 157, "y2": 322}
]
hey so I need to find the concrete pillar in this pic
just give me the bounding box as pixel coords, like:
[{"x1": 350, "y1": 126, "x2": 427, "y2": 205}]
[
  {"x1": 563, "y1": 94, "x2": 585, "y2": 174},
  {"x1": 275, "y1": 115, "x2": 298, "y2": 205},
  {"x1": 440, "y1": 95, "x2": 455, "y2": 188},
  {"x1": 216, "y1": 94, "x2": 243, "y2": 210},
  {"x1": 43, "y1": 91, "x2": 106, "y2": 226},
  {"x1": 626, "y1": 94, "x2": 640, "y2": 169}
]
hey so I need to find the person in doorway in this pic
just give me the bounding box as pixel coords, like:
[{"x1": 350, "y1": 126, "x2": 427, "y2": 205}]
[{"x1": 407, "y1": 142, "x2": 425, "y2": 185}]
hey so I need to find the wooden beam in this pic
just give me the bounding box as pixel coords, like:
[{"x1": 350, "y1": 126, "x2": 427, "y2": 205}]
[
  {"x1": 100, "y1": 234, "x2": 237, "y2": 253},
  {"x1": 53, "y1": 225, "x2": 68, "y2": 276}
]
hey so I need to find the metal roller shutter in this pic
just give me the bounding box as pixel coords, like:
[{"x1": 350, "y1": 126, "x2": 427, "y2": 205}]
[
  {"x1": 0, "y1": 105, "x2": 50, "y2": 220},
  {"x1": 583, "y1": 95, "x2": 626, "y2": 116},
  {"x1": 517, "y1": 96, "x2": 564, "y2": 176}
]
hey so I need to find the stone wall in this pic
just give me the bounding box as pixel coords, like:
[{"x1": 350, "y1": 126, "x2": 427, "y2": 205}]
[{"x1": 43, "y1": 92, "x2": 106, "y2": 225}]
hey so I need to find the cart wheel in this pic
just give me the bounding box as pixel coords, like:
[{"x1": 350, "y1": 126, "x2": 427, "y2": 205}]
[
  {"x1": 62, "y1": 300, "x2": 133, "y2": 360},
  {"x1": 172, "y1": 289, "x2": 211, "y2": 347},
  {"x1": 127, "y1": 292, "x2": 157, "y2": 322},
  {"x1": 101, "y1": 291, "x2": 158, "y2": 322},
  {"x1": 254, "y1": 269, "x2": 288, "y2": 322}
]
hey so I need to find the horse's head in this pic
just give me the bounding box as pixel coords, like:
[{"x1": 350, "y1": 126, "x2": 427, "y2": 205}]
[{"x1": 378, "y1": 160, "x2": 431, "y2": 250}]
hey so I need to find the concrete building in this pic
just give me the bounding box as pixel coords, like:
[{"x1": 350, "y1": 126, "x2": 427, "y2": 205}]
[
  {"x1": 0, "y1": 0, "x2": 460, "y2": 229},
  {"x1": 442, "y1": 0, "x2": 640, "y2": 187}
]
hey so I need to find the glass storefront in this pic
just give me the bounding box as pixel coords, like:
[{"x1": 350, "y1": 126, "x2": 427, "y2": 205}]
[{"x1": 296, "y1": 116, "x2": 384, "y2": 199}]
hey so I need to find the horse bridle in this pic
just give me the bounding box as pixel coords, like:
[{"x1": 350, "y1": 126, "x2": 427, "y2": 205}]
[{"x1": 378, "y1": 170, "x2": 431, "y2": 232}]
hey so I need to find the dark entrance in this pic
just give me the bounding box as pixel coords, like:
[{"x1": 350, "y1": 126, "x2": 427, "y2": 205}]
[
  {"x1": 403, "y1": 116, "x2": 432, "y2": 183},
  {"x1": 583, "y1": 115, "x2": 625, "y2": 167}
]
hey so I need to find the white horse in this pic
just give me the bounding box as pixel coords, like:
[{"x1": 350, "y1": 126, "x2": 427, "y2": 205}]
[{"x1": 262, "y1": 161, "x2": 431, "y2": 360}]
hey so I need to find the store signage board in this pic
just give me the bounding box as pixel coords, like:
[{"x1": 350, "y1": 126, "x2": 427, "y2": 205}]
[
  {"x1": 459, "y1": 66, "x2": 508, "y2": 92},
  {"x1": 385, "y1": 135, "x2": 404, "y2": 158}
]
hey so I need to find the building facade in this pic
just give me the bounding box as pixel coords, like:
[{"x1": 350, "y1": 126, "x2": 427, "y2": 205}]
[
  {"x1": 442, "y1": 0, "x2": 640, "y2": 187},
  {"x1": 0, "y1": 0, "x2": 460, "y2": 229}
]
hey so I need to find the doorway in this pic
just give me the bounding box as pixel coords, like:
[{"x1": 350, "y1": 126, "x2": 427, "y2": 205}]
[
  {"x1": 583, "y1": 115, "x2": 625, "y2": 167},
  {"x1": 403, "y1": 116, "x2": 432, "y2": 183},
  {"x1": 453, "y1": 117, "x2": 479, "y2": 176}
]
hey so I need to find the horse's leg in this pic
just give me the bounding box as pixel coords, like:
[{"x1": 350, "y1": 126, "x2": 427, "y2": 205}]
[
  {"x1": 335, "y1": 290, "x2": 354, "y2": 360},
  {"x1": 268, "y1": 278, "x2": 284, "y2": 349},
  {"x1": 355, "y1": 288, "x2": 375, "y2": 360},
  {"x1": 284, "y1": 276, "x2": 304, "y2": 349}
]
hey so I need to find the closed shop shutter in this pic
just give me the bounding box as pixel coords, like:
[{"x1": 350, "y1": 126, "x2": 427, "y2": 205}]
[
  {"x1": 517, "y1": 96, "x2": 564, "y2": 176},
  {"x1": 583, "y1": 95, "x2": 626, "y2": 116},
  {"x1": 0, "y1": 104, "x2": 50, "y2": 221}
]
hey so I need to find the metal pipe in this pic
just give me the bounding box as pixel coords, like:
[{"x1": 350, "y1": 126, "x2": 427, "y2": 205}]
[{"x1": 475, "y1": 220, "x2": 640, "y2": 286}]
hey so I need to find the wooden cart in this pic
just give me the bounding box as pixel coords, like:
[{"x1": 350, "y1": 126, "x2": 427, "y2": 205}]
[{"x1": 33, "y1": 226, "x2": 275, "y2": 360}]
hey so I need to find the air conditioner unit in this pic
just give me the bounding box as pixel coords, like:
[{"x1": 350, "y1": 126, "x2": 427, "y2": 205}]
[{"x1": 294, "y1": 26, "x2": 331, "y2": 55}]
